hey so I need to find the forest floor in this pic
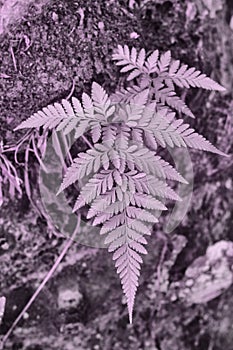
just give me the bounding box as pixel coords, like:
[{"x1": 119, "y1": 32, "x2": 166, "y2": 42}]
[{"x1": 0, "y1": 0, "x2": 233, "y2": 349}]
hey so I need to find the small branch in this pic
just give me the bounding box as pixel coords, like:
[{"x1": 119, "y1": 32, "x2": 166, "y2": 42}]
[
  {"x1": 66, "y1": 79, "x2": 76, "y2": 100},
  {"x1": 81, "y1": 135, "x2": 94, "y2": 149},
  {"x1": 10, "y1": 46, "x2": 17, "y2": 72},
  {"x1": 0, "y1": 214, "x2": 81, "y2": 349}
]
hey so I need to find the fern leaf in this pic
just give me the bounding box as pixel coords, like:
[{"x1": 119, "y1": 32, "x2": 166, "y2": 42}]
[
  {"x1": 130, "y1": 193, "x2": 167, "y2": 211},
  {"x1": 119, "y1": 245, "x2": 140, "y2": 323},
  {"x1": 87, "y1": 189, "x2": 116, "y2": 218},
  {"x1": 91, "y1": 123, "x2": 102, "y2": 143},
  {"x1": 108, "y1": 149, "x2": 121, "y2": 169},
  {"x1": 14, "y1": 105, "x2": 63, "y2": 130},
  {"x1": 74, "y1": 120, "x2": 89, "y2": 139},
  {"x1": 131, "y1": 128, "x2": 144, "y2": 144},
  {"x1": 91, "y1": 82, "x2": 114, "y2": 120},
  {"x1": 147, "y1": 113, "x2": 227, "y2": 155},
  {"x1": 115, "y1": 126, "x2": 130, "y2": 150},
  {"x1": 127, "y1": 218, "x2": 152, "y2": 236},
  {"x1": 55, "y1": 99, "x2": 78, "y2": 134},
  {"x1": 156, "y1": 87, "x2": 195, "y2": 118},
  {"x1": 112, "y1": 85, "x2": 146, "y2": 103},
  {"x1": 138, "y1": 101, "x2": 157, "y2": 127},
  {"x1": 128, "y1": 239, "x2": 147, "y2": 255},
  {"x1": 126, "y1": 147, "x2": 165, "y2": 178},
  {"x1": 104, "y1": 225, "x2": 126, "y2": 244},
  {"x1": 102, "y1": 125, "x2": 117, "y2": 147},
  {"x1": 126, "y1": 206, "x2": 158, "y2": 223},
  {"x1": 157, "y1": 156, "x2": 188, "y2": 183},
  {"x1": 133, "y1": 174, "x2": 181, "y2": 201},
  {"x1": 136, "y1": 48, "x2": 146, "y2": 68},
  {"x1": 15, "y1": 97, "x2": 85, "y2": 135},
  {"x1": 168, "y1": 63, "x2": 226, "y2": 91},
  {"x1": 71, "y1": 96, "x2": 85, "y2": 118},
  {"x1": 100, "y1": 213, "x2": 125, "y2": 235},
  {"x1": 73, "y1": 170, "x2": 114, "y2": 212},
  {"x1": 184, "y1": 133, "x2": 227, "y2": 156},
  {"x1": 101, "y1": 211, "x2": 148, "y2": 323},
  {"x1": 127, "y1": 69, "x2": 142, "y2": 81},
  {"x1": 157, "y1": 51, "x2": 171, "y2": 74},
  {"x1": 112, "y1": 45, "x2": 145, "y2": 82},
  {"x1": 144, "y1": 130, "x2": 158, "y2": 151},
  {"x1": 126, "y1": 147, "x2": 187, "y2": 183},
  {"x1": 58, "y1": 146, "x2": 109, "y2": 193},
  {"x1": 145, "y1": 49, "x2": 159, "y2": 73},
  {"x1": 168, "y1": 59, "x2": 180, "y2": 75}
]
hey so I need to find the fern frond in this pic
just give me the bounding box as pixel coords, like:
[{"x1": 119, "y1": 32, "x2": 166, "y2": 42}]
[
  {"x1": 100, "y1": 212, "x2": 149, "y2": 323},
  {"x1": 14, "y1": 103, "x2": 64, "y2": 131},
  {"x1": 102, "y1": 125, "x2": 117, "y2": 147},
  {"x1": 112, "y1": 45, "x2": 146, "y2": 81},
  {"x1": 144, "y1": 50, "x2": 159, "y2": 74},
  {"x1": 156, "y1": 87, "x2": 195, "y2": 118},
  {"x1": 131, "y1": 173, "x2": 181, "y2": 201},
  {"x1": 87, "y1": 189, "x2": 117, "y2": 218},
  {"x1": 14, "y1": 98, "x2": 83, "y2": 134},
  {"x1": 168, "y1": 61, "x2": 226, "y2": 91},
  {"x1": 124, "y1": 147, "x2": 164, "y2": 177},
  {"x1": 111, "y1": 85, "x2": 145, "y2": 103},
  {"x1": 138, "y1": 101, "x2": 157, "y2": 127},
  {"x1": 115, "y1": 126, "x2": 131, "y2": 150},
  {"x1": 58, "y1": 145, "x2": 110, "y2": 193},
  {"x1": 113, "y1": 45, "x2": 226, "y2": 95},
  {"x1": 91, "y1": 82, "x2": 115, "y2": 120},
  {"x1": 127, "y1": 219, "x2": 152, "y2": 236},
  {"x1": 72, "y1": 170, "x2": 114, "y2": 212},
  {"x1": 130, "y1": 193, "x2": 167, "y2": 211},
  {"x1": 185, "y1": 133, "x2": 227, "y2": 155},
  {"x1": 157, "y1": 156, "x2": 188, "y2": 183},
  {"x1": 131, "y1": 128, "x2": 144, "y2": 144},
  {"x1": 125, "y1": 147, "x2": 187, "y2": 183},
  {"x1": 147, "y1": 113, "x2": 227, "y2": 155},
  {"x1": 126, "y1": 206, "x2": 158, "y2": 223},
  {"x1": 157, "y1": 51, "x2": 172, "y2": 74},
  {"x1": 90, "y1": 123, "x2": 102, "y2": 143},
  {"x1": 116, "y1": 243, "x2": 141, "y2": 323},
  {"x1": 143, "y1": 130, "x2": 158, "y2": 151},
  {"x1": 123, "y1": 90, "x2": 149, "y2": 127},
  {"x1": 15, "y1": 82, "x2": 113, "y2": 141}
]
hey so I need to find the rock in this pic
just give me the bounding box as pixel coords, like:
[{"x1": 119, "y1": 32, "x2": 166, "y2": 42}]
[
  {"x1": 57, "y1": 284, "x2": 83, "y2": 310},
  {"x1": 171, "y1": 240, "x2": 233, "y2": 304}
]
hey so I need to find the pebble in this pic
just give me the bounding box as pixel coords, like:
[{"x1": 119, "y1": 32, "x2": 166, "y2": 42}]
[
  {"x1": 185, "y1": 279, "x2": 194, "y2": 287},
  {"x1": 225, "y1": 178, "x2": 232, "y2": 189},
  {"x1": 130, "y1": 32, "x2": 139, "y2": 39},
  {"x1": 1, "y1": 242, "x2": 9, "y2": 250},
  {"x1": 98, "y1": 21, "x2": 104, "y2": 31},
  {"x1": 52, "y1": 12, "x2": 58, "y2": 22},
  {"x1": 57, "y1": 286, "x2": 83, "y2": 310},
  {"x1": 23, "y1": 312, "x2": 29, "y2": 319},
  {"x1": 230, "y1": 16, "x2": 233, "y2": 30}
]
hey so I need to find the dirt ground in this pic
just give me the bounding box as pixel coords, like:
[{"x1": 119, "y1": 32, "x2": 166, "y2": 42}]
[{"x1": 0, "y1": 0, "x2": 233, "y2": 349}]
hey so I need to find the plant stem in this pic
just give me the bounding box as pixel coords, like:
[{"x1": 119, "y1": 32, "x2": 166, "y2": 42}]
[
  {"x1": 81, "y1": 135, "x2": 94, "y2": 149},
  {"x1": 0, "y1": 214, "x2": 81, "y2": 349}
]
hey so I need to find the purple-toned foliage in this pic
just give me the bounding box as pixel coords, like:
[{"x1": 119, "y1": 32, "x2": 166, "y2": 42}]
[
  {"x1": 0, "y1": 141, "x2": 22, "y2": 206},
  {"x1": 15, "y1": 45, "x2": 227, "y2": 323}
]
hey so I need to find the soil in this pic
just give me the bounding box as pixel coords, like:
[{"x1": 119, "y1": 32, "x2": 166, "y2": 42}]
[{"x1": 0, "y1": 0, "x2": 233, "y2": 349}]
